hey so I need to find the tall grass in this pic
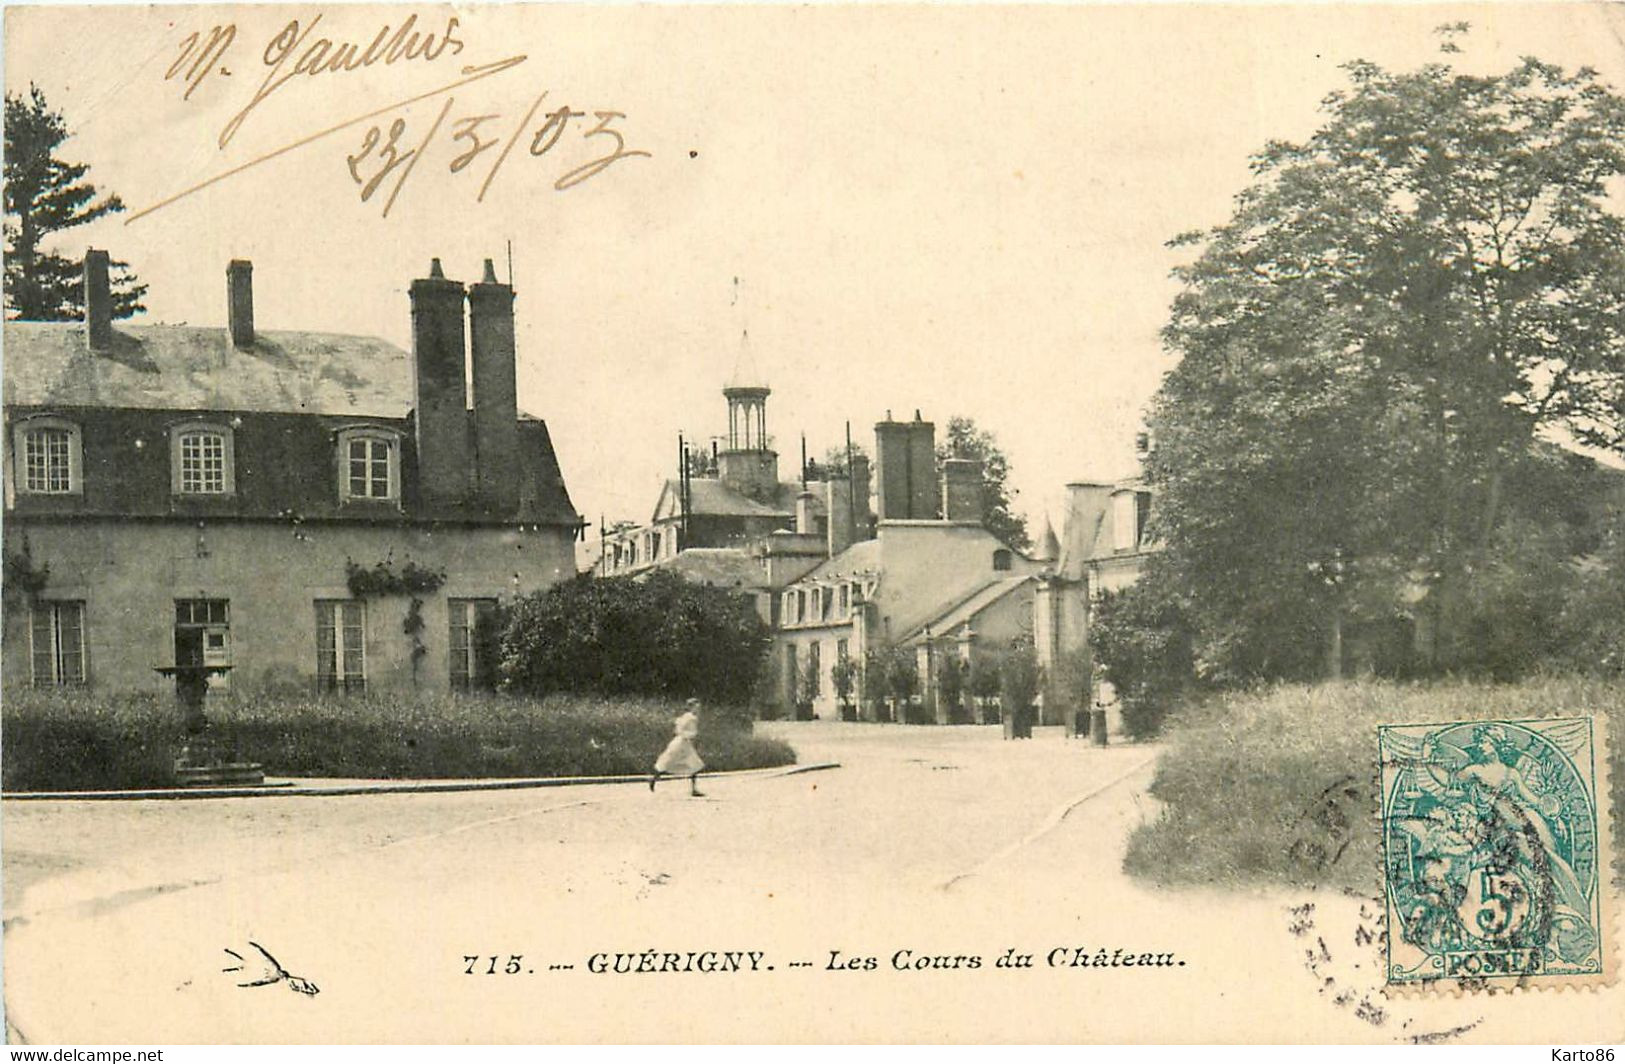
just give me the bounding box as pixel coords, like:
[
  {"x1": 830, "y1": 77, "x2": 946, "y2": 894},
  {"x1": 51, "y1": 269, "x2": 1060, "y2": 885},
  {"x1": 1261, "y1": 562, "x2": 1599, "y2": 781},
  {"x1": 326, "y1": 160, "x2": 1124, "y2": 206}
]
[
  {"x1": 1124, "y1": 676, "x2": 1625, "y2": 891},
  {"x1": 2, "y1": 688, "x2": 794, "y2": 792}
]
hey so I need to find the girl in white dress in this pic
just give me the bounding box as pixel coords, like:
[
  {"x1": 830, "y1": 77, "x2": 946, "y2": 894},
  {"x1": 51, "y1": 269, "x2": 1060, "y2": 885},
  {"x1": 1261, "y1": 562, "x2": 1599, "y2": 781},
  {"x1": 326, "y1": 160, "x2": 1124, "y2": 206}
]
[{"x1": 650, "y1": 705, "x2": 706, "y2": 797}]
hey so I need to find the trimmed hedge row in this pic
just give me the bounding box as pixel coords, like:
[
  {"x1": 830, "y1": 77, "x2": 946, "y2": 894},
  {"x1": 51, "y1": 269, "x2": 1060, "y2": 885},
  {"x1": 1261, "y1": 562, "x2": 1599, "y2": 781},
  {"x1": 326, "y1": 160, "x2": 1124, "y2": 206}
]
[{"x1": 2, "y1": 688, "x2": 794, "y2": 792}]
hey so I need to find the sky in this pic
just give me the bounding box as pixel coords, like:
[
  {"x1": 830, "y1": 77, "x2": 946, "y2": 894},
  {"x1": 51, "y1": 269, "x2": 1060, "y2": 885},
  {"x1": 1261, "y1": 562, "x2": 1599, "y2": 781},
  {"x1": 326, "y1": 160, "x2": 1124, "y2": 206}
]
[{"x1": 7, "y1": 1, "x2": 1625, "y2": 540}]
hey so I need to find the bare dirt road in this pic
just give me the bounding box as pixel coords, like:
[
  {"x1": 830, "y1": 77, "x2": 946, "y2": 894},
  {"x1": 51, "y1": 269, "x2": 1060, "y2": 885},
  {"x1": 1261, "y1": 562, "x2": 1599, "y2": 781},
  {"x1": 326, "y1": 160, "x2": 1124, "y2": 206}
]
[{"x1": 4, "y1": 723, "x2": 1620, "y2": 1043}]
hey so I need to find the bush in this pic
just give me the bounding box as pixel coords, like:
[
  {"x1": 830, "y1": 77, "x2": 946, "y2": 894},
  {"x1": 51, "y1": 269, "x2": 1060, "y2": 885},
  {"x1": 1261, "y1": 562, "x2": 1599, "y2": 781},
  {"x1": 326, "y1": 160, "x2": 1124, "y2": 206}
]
[
  {"x1": 501, "y1": 570, "x2": 770, "y2": 706},
  {"x1": 1, "y1": 688, "x2": 795, "y2": 792},
  {"x1": 830, "y1": 655, "x2": 858, "y2": 710},
  {"x1": 1123, "y1": 677, "x2": 1625, "y2": 891},
  {"x1": 1089, "y1": 574, "x2": 1195, "y2": 738},
  {"x1": 0, "y1": 689, "x2": 175, "y2": 791},
  {"x1": 935, "y1": 649, "x2": 967, "y2": 723},
  {"x1": 997, "y1": 637, "x2": 1040, "y2": 714},
  {"x1": 1553, "y1": 513, "x2": 1625, "y2": 678}
]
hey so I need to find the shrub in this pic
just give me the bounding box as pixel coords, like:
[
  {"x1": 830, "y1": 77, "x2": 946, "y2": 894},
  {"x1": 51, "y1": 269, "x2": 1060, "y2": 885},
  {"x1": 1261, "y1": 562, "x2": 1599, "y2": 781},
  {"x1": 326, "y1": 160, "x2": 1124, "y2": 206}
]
[
  {"x1": 1553, "y1": 514, "x2": 1625, "y2": 678},
  {"x1": 997, "y1": 637, "x2": 1040, "y2": 714},
  {"x1": 1089, "y1": 573, "x2": 1195, "y2": 739},
  {"x1": 501, "y1": 570, "x2": 770, "y2": 706},
  {"x1": 1, "y1": 689, "x2": 174, "y2": 791},
  {"x1": 1, "y1": 688, "x2": 795, "y2": 791},
  {"x1": 857, "y1": 648, "x2": 899, "y2": 720},
  {"x1": 935, "y1": 649, "x2": 967, "y2": 723},
  {"x1": 830, "y1": 655, "x2": 858, "y2": 708}
]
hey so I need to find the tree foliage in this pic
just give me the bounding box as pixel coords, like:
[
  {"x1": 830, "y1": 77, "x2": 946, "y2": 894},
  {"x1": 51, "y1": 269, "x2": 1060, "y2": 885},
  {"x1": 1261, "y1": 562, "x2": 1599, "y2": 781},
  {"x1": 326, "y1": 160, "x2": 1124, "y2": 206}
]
[
  {"x1": 938, "y1": 415, "x2": 1031, "y2": 550},
  {"x1": 1089, "y1": 564, "x2": 1197, "y2": 737},
  {"x1": 1148, "y1": 34, "x2": 1625, "y2": 681},
  {"x1": 500, "y1": 570, "x2": 770, "y2": 707},
  {"x1": 4, "y1": 85, "x2": 146, "y2": 321}
]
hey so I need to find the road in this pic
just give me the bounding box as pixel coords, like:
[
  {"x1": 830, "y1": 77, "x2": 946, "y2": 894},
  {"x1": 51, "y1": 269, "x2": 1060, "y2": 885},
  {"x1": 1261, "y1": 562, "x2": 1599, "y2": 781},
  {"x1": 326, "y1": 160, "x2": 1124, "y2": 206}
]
[{"x1": 4, "y1": 723, "x2": 1621, "y2": 1043}]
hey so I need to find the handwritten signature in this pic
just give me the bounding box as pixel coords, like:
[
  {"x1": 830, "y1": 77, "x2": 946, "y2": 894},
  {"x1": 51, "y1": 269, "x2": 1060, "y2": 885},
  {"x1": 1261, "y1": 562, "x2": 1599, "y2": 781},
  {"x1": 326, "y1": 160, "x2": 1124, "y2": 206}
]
[{"x1": 133, "y1": 13, "x2": 648, "y2": 224}]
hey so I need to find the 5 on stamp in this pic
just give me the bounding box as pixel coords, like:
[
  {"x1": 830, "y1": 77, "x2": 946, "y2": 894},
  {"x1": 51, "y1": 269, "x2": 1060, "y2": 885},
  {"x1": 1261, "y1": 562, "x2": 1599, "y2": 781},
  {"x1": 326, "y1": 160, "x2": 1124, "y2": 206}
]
[{"x1": 1378, "y1": 716, "x2": 1614, "y2": 990}]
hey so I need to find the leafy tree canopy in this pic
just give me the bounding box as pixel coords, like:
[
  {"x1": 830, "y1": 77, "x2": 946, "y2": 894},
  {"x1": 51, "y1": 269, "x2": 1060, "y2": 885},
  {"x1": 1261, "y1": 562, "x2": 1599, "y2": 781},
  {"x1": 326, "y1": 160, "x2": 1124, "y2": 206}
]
[
  {"x1": 1148, "y1": 29, "x2": 1625, "y2": 680},
  {"x1": 937, "y1": 415, "x2": 1031, "y2": 551},
  {"x1": 5, "y1": 84, "x2": 146, "y2": 321}
]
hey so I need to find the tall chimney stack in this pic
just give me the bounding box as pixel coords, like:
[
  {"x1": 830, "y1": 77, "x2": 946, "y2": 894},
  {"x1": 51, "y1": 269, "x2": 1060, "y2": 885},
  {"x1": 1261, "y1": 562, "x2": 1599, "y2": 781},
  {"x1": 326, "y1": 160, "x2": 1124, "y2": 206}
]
[
  {"x1": 874, "y1": 416, "x2": 912, "y2": 521},
  {"x1": 849, "y1": 453, "x2": 873, "y2": 538},
  {"x1": 942, "y1": 458, "x2": 982, "y2": 522},
  {"x1": 410, "y1": 258, "x2": 471, "y2": 509},
  {"x1": 907, "y1": 414, "x2": 938, "y2": 518},
  {"x1": 83, "y1": 249, "x2": 112, "y2": 350},
  {"x1": 468, "y1": 257, "x2": 520, "y2": 512},
  {"x1": 227, "y1": 260, "x2": 254, "y2": 348}
]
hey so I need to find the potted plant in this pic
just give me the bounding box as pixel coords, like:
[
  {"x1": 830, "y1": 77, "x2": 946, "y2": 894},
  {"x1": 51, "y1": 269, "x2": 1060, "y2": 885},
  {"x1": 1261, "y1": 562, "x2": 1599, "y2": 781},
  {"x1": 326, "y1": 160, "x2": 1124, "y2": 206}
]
[
  {"x1": 797, "y1": 656, "x2": 820, "y2": 721},
  {"x1": 885, "y1": 646, "x2": 920, "y2": 723},
  {"x1": 862, "y1": 649, "x2": 891, "y2": 722},
  {"x1": 935, "y1": 649, "x2": 967, "y2": 724},
  {"x1": 969, "y1": 656, "x2": 1002, "y2": 725},
  {"x1": 999, "y1": 639, "x2": 1040, "y2": 740},
  {"x1": 830, "y1": 655, "x2": 859, "y2": 721}
]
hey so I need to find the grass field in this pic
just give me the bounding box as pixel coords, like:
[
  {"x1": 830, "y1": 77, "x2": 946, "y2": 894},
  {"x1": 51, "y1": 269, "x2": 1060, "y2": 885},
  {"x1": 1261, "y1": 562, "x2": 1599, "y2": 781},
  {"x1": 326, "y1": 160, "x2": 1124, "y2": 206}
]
[
  {"x1": 1124, "y1": 676, "x2": 1625, "y2": 891},
  {"x1": 1, "y1": 689, "x2": 794, "y2": 791}
]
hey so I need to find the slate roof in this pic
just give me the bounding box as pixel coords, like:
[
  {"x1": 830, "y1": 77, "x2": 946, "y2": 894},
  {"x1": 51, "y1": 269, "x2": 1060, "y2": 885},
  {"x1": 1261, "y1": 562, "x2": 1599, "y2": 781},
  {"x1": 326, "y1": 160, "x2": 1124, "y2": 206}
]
[
  {"x1": 660, "y1": 548, "x2": 769, "y2": 589},
  {"x1": 3, "y1": 321, "x2": 412, "y2": 417},
  {"x1": 660, "y1": 477, "x2": 829, "y2": 520},
  {"x1": 798, "y1": 538, "x2": 881, "y2": 582},
  {"x1": 2, "y1": 320, "x2": 578, "y2": 526},
  {"x1": 898, "y1": 574, "x2": 1035, "y2": 644}
]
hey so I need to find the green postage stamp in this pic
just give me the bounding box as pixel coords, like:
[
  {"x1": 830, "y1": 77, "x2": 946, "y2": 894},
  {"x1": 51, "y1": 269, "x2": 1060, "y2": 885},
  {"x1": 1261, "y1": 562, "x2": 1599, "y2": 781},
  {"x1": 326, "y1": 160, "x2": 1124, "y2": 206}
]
[{"x1": 1379, "y1": 716, "x2": 1615, "y2": 991}]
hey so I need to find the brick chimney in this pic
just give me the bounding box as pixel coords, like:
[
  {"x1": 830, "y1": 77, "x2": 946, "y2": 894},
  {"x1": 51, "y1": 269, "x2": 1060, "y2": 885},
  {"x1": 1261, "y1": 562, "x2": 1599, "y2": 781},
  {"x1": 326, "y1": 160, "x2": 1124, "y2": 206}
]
[
  {"x1": 850, "y1": 453, "x2": 873, "y2": 537},
  {"x1": 410, "y1": 258, "x2": 471, "y2": 508},
  {"x1": 468, "y1": 258, "x2": 519, "y2": 512},
  {"x1": 941, "y1": 458, "x2": 982, "y2": 522},
  {"x1": 227, "y1": 260, "x2": 254, "y2": 348},
  {"x1": 874, "y1": 411, "x2": 937, "y2": 520},
  {"x1": 795, "y1": 490, "x2": 817, "y2": 535},
  {"x1": 83, "y1": 249, "x2": 112, "y2": 350},
  {"x1": 908, "y1": 411, "x2": 938, "y2": 518}
]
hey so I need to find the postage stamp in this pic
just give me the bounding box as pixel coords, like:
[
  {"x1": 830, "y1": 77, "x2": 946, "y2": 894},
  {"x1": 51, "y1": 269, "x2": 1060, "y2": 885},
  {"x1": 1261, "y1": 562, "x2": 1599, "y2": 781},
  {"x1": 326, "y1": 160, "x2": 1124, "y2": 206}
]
[{"x1": 1379, "y1": 717, "x2": 1615, "y2": 991}]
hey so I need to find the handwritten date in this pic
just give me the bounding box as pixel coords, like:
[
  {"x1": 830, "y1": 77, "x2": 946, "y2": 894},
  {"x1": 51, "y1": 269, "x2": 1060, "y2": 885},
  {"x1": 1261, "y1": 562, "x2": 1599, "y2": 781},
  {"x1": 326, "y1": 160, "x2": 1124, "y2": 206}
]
[{"x1": 346, "y1": 92, "x2": 650, "y2": 217}]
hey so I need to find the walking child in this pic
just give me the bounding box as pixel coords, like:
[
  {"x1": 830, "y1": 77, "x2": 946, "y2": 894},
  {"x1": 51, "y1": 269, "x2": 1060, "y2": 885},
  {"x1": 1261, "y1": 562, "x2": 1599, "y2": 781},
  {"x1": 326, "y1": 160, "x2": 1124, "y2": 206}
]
[{"x1": 650, "y1": 702, "x2": 706, "y2": 797}]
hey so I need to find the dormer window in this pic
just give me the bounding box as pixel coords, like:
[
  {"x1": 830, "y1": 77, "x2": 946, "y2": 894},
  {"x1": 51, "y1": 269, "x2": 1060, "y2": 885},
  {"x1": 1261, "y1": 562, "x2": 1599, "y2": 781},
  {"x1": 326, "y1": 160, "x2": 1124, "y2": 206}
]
[
  {"x1": 170, "y1": 422, "x2": 235, "y2": 496},
  {"x1": 336, "y1": 427, "x2": 400, "y2": 503},
  {"x1": 992, "y1": 549, "x2": 1013, "y2": 572},
  {"x1": 14, "y1": 417, "x2": 82, "y2": 495},
  {"x1": 1111, "y1": 489, "x2": 1151, "y2": 553}
]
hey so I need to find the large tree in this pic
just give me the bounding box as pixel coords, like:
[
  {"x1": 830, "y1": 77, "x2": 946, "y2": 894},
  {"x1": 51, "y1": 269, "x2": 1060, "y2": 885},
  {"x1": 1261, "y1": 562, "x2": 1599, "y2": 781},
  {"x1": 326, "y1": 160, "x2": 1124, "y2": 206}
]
[
  {"x1": 5, "y1": 85, "x2": 145, "y2": 321},
  {"x1": 937, "y1": 415, "x2": 1031, "y2": 551},
  {"x1": 1148, "y1": 30, "x2": 1625, "y2": 681}
]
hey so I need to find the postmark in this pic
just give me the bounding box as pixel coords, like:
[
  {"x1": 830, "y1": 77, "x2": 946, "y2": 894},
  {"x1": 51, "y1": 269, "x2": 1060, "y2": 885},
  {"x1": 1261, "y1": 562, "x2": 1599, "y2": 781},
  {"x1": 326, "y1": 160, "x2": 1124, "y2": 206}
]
[{"x1": 1379, "y1": 717, "x2": 1615, "y2": 991}]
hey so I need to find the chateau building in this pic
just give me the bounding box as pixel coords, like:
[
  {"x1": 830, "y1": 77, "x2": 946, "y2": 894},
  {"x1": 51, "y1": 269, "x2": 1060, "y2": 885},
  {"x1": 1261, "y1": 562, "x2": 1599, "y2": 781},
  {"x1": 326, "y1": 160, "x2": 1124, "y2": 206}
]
[
  {"x1": 2, "y1": 253, "x2": 580, "y2": 696},
  {"x1": 1033, "y1": 475, "x2": 1157, "y2": 731}
]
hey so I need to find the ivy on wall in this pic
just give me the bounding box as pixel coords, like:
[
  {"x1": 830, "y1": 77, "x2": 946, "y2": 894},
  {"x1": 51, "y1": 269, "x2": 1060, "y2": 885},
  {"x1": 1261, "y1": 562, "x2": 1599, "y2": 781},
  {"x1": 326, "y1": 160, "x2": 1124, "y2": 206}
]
[
  {"x1": 344, "y1": 557, "x2": 447, "y2": 599},
  {"x1": 344, "y1": 556, "x2": 447, "y2": 684}
]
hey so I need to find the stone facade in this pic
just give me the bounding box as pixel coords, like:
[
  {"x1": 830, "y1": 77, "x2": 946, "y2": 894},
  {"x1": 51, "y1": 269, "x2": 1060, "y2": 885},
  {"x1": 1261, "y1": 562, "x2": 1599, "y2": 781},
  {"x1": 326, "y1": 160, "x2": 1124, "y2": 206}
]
[
  {"x1": 2, "y1": 253, "x2": 580, "y2": 697},
  {"x1": 1033, "y1": 477, "x2": 1156, "y2": 732}
]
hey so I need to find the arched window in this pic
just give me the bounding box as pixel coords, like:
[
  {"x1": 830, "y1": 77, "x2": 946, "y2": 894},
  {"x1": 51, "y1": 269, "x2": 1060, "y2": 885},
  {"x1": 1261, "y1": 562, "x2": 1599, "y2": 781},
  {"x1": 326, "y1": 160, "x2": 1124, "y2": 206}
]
[
  {"x1": 13, "y1": 416, "x2": 82, "y2": 495},
  {"x1": 170, "y1": 422, "x2": 235, "y2": 495},
  {"x1": 992, "y1": 548, "x2": 1013, "y2": 572},
  {"x1": 336, "y1": 427, "x2": 401, "y2": 503}
]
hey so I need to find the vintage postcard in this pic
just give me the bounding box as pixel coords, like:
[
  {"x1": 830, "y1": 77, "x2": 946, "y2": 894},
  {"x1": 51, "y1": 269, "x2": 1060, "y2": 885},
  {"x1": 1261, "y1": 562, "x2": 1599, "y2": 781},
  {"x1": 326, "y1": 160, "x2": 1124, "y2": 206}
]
[{"x1": 2, "y1": 0, "x2": 1623, "y2": 1046}]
